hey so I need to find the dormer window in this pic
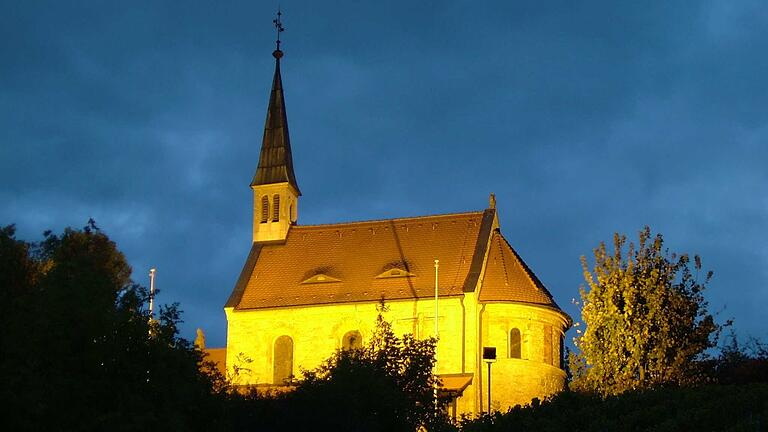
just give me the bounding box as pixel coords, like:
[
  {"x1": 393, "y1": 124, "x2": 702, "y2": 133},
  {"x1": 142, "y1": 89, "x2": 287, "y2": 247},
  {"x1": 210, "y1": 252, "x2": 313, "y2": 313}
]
[
  {"x1": 272, "y1": 194, "x2": 280, "y2": 222},
  {"x1": 375, "y1": 268, "x2": 416, "y2": 279},
  {"x1": 260, "y1": 196, "x2": 269, "y2": 223},
  {"x1": 301, "y1": 273, "x2": 341, "y2": 284}
]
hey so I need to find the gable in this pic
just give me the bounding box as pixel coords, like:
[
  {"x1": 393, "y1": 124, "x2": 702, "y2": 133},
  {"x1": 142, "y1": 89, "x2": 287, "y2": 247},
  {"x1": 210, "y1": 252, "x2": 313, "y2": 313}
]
[{"x1": 229, "y1": 210, "x2": 495, "y2": 310}]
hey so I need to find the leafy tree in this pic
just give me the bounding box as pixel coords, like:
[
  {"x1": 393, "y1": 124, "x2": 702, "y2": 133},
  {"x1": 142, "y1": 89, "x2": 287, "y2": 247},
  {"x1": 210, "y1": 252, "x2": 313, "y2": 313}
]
[
  {"x1": 569, "y1": 226, "x2": 721, "y2": 396},
  {"x1": 711, "y1": 332, "x2": 768, "y2": 385},
  {"x1": 236, "y1": 302, "x2": 452, "y2": 432},
  {"x1": 0, "y1": 222, "x2": 223, "y2": 431}
]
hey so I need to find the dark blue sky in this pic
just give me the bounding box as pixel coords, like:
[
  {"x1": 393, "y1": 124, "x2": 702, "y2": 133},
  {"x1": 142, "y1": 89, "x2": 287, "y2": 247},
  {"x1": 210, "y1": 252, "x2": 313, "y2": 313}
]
[{"x1": 2, "y1": 1, "x2": 766, "y2": 348}]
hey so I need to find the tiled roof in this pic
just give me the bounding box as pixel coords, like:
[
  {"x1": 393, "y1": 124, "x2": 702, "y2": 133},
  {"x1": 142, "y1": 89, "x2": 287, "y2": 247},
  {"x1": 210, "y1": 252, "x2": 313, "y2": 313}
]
[
  {"x1": 478, "y1": 230, "x2": 561, "y2": 309},
  {"x1": 232, "y1": 211, "x2": 493, "y2": 310},
  {"x1": 438, "y1": 373, "x2": 474, "y2": 394}
]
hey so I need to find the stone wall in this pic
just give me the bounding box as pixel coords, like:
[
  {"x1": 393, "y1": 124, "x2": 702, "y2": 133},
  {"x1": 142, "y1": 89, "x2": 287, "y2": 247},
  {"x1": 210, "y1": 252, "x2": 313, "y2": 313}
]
[{"x1": 224, "y1": 297, "x2": 569, "y2": 415}]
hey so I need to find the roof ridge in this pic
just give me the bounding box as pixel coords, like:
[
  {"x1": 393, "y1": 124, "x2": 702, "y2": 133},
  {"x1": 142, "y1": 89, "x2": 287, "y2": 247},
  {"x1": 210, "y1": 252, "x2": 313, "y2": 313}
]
[
  {"x1": 292, "y1": 210, "x2": 486, "y2": 230},
  {"x1": 495, "y1": 232, "x2": 510, "y2": 287}
]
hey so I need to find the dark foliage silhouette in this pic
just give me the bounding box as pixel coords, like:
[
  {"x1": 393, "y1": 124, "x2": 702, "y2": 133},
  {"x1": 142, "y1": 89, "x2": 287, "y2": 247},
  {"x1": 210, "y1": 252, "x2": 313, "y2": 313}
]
[
  {"x1": 0, "y1": 223, "x2": 223, "y2": 431},
  {"x1": 459, "y1": 384, "x2": 767, "y2": 432}
]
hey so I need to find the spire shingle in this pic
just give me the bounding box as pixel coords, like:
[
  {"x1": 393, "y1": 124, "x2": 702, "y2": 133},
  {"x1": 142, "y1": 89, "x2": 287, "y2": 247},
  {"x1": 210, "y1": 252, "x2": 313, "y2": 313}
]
[{"x1": 251, "y1": 53, "x2": 301, "y2": 194}]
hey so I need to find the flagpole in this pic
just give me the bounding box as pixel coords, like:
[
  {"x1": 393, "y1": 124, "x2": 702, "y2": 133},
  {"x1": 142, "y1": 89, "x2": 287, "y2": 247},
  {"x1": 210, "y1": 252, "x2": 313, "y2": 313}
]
[
  {"x1": 434, "y1": 259, "x2": 439, "y2": 413},
  {"x1": 434, "y1": 259, "x2": 439, "y2": 339},
  {"x1": 149, "y1": 267, "x2": 156, "y2": 318}
]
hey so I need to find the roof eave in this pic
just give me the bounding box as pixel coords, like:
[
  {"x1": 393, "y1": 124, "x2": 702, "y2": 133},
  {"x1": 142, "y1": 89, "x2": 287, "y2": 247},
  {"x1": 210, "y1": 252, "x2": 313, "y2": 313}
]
[
  {"x1": 479, "y1": 299, "x2": 573, "y2": 328},
  {"x1": 225, "y1": 243, "x2": 263, "y2": 308},
  {"x1": 233, "y1": 293, "x2": 467, "y2": 312}
]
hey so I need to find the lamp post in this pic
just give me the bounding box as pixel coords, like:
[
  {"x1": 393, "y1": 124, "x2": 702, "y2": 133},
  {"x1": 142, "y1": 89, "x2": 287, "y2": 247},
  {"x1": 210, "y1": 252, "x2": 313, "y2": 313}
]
[{"x1": 482, "y1": 347, "x2": 497, "y2": 414}]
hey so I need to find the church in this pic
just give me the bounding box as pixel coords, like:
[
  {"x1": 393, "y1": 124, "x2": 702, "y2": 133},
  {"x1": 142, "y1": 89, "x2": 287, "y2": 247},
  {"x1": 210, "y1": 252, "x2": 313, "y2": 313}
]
[{"x1": 213, "y1": 31, "x2": 572, "y2": 416}]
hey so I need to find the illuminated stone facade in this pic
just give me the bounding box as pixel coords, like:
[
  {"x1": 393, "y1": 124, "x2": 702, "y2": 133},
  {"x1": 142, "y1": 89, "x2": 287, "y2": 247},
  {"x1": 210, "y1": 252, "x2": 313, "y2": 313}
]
[{"x1": 221, "y1": 46, "x2": 571, "y2": 416}]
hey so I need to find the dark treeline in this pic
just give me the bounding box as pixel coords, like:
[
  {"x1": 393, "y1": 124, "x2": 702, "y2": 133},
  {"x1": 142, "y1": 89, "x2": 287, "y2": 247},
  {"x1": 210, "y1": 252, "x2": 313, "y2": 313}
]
[
  {"x1": 1, "y1": 223, "x2": 766, "y2": 431},
  {"x1": 0, "y1": 222, "x2": 225, "y2": 431},
  {"x1": 0, "y1": 223, "x2": 449, "y2": 431},
  {"x1": 459, "y1": 332, "x2": 768, "y2": 431},
  {"x1": 460, "y1": 384, "x2": 768, "y2": 432}
]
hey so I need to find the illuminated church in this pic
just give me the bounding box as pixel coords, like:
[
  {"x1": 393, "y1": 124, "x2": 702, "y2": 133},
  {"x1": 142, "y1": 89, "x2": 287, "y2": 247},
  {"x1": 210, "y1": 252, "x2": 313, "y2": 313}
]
[{"x1": 215, "y1": 34, "x2": 571, "y2": 416}]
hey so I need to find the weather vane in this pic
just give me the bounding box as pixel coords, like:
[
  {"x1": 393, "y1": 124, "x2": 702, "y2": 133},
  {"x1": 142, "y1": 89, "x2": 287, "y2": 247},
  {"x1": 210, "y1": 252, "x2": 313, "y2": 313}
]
[{"x1": 273, "y1": 8, "x2": 285, "y2": 52}]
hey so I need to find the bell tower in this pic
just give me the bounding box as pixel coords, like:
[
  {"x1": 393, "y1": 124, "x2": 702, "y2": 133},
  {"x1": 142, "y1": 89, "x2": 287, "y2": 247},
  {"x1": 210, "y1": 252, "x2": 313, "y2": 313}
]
[{"x1": 251, "y1": 11, "x2": 300, "y2": 243}]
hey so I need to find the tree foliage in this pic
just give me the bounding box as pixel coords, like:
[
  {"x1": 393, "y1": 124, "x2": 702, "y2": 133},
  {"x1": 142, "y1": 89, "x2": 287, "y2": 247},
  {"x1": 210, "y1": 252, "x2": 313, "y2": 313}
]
[
  {"x1": 569, "y1": 226, "x2": 721, "y2": 396},
  {"x1": 459, "y1": 384, "x2": 768, "y2": 432},
  {"x1": 710, "y1": 332, "x2": 768, "y2": 385},
  {"x1": 0, "y1": 222, "x2": 223, "y2": 431},
  {"x1": 297, "y1": 304, "x2": 441, "y2": 431},
  {"x1": 230, "y1": 303, "x2": 451, "y2": 432}
]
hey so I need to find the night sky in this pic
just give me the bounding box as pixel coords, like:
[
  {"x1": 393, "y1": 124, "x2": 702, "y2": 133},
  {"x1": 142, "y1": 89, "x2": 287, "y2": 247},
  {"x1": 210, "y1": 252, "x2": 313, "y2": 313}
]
[{"x1": 3, "y1": 1, "x2": 766, "y2": 348}]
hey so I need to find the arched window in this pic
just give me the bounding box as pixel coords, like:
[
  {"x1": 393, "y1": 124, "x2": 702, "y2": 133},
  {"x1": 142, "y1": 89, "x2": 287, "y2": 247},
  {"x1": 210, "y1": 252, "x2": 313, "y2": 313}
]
[
  {"x1": 260, "y1": 196, "x2": 269, "y2": 223},
  {"x1": 543, "y1": 325, "x2": 553, "y2": 365},
  {"x1": 558, "y1": 334, "x2": 565, "y2": 369},
  {"x1": 509, "y1": 328, "x2": 521, "y2": 359},
  {"x1": 272, "y1": 194, "x2": 280, "y2": 222},
  {"x1": 289, "y1": 203, "x2": 295, "y2": 223},
  {"x1": 273, "y1": 335, "x2": 293, "y2": 384},
  {"x1": 342, "y1": 330, "x2": 362, "y2": 350}
]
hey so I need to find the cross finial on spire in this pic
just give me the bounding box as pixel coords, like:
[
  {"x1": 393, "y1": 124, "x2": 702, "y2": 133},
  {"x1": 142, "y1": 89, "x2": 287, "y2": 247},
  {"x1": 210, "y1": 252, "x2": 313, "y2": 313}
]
[{"x1": 272, "y1": 8, "x2": 285, "y2": 58}]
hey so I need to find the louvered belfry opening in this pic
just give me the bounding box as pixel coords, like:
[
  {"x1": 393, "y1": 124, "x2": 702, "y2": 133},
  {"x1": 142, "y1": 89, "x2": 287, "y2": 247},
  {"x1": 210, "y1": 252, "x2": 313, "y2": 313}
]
[
  {"x1": 272, "y1": 194, "x2": 280, "y2": 222},
  {"x1": 261, "y1": 196, "x2": 269, "y2": 223}
]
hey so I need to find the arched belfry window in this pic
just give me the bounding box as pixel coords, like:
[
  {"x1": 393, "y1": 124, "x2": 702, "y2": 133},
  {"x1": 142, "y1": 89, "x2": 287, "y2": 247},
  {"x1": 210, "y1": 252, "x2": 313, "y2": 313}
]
[
  {"x1": 273, "y1": 335, "x2": 293, "y2": 384},
  {"x1": 342, "y1": 330, "x2": 362, "y2": 351},
  {"x1": 260, "y1": 196, "x2": 269, "y2": 223},
  {"x1": 272, "y1": 194, "x2": 280, "y2": 222},
  {"x1": 509, "y1": 328, "x2": 521, "y2": 359}
]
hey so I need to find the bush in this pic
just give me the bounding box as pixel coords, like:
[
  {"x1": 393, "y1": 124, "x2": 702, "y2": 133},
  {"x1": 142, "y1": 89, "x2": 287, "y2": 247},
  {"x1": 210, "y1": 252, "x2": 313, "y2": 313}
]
[{"x1": 459, "y1": 384, "x2": 768, "y2": 432}]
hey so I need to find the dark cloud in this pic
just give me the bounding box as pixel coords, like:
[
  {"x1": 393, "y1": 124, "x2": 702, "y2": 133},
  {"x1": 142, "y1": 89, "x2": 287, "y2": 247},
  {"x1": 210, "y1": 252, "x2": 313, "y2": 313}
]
[{"x1": 2, "y1": 1, "x2": 766, "y2": 346}]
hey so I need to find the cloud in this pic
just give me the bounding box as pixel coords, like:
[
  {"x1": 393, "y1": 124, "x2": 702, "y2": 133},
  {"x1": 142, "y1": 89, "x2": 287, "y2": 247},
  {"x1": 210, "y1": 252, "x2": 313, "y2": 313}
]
[{"x1": 2, "y1": 1, "x2": 766, "y2": 345}]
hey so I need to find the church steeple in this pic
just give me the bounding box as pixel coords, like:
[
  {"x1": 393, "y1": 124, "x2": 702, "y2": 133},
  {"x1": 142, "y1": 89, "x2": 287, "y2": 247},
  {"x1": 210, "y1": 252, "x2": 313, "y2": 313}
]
[
  {"x1": 251, "y1": 11, "x2": 300, "y2": 243},
  {"x1": 251, "y1": 11, "x2": 300, "y2": 194}
]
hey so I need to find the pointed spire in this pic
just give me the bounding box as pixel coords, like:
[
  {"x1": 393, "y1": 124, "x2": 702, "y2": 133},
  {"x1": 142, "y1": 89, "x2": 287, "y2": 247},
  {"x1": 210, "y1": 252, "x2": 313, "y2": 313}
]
[{"x1": 251, "y1": 10, "x2": 300, "y2": 195}]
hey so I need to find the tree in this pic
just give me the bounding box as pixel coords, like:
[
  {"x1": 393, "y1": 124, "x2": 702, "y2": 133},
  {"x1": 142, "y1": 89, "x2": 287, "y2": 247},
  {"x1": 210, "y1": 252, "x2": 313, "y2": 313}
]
[
  {"x1": 711, "y1": 332, "x2": 768, "y2": 385},
  {"x1": 0, "y1": 222, "x2": 224, "y2": 431},
  {"x1": 238, "y1": 302, "x2": 451, "y2": 432},
  {"x1": 569, "y1": 226, "x2": 721, "y2": 396}
]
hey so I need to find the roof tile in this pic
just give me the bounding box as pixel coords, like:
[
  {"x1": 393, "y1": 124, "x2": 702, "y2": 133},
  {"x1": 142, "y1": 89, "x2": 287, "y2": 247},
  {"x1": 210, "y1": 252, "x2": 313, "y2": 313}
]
[
  {"x1": 478, "y1": 230, "x2": 561, "y2": 308},
  {"x1": 237, "y1": 211, "x2": 485, "y2": 309}
]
